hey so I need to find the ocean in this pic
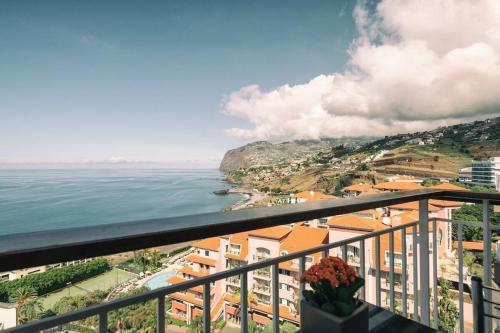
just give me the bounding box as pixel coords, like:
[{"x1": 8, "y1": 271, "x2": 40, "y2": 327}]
[{"x1": 0, "y1": 169, "x2": 242, "y2": 236}]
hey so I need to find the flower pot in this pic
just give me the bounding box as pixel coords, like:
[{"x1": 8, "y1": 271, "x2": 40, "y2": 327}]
[{"x1": 300, "y1": 299, "x2": 369, "y2": 333}]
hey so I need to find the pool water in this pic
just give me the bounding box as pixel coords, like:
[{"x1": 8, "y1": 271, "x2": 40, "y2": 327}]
[{"x1": 143, "y1": 270, "x2": 176, "y2": 289}]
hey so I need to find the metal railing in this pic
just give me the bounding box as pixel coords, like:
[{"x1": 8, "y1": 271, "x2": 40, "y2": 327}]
[{"x1": 0, "y1": 189, "x2": 499, "y2": 333}]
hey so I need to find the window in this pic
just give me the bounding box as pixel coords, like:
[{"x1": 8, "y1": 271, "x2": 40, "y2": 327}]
[
  {"x1": 280, "y1": 283, "x2": 290, "y2": 291},
  {"x1": 384, "y1": 251, "x2": 402, "y2": 268},
  {"x1": 205, "y1": 250, "x2": 209, "y2": 256},
  {"x1": 279, "y1": 269, "x2": 291, "y2": 276},
  {"x1": 280, "y1": 298, "x2": 288, "y2": 306}
]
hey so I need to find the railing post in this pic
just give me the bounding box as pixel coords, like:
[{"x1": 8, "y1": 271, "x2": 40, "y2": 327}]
[
  {"x1": 157, "y1": 294, "x2": 165, "y2": 333},
  {"x1": 472, "y1": 276, "x2": 484, "y2": 333},
  {"x1": 99, "y1": 311, "x2": 108, "y2": 333},
  {"x1": 240, "y1": 272, "x2": 248, "y2": 333},
  {"x1": 432, "y1": 220, "x2": 438, "y2": 329},
  {"x1": 203, "y1": 283, "x2": 211, "y2": 333},
  {"x1": 272, "y1": 264, "x2": 280, "y2": 333},
  {"x1": 458, "y1": 223, "x2": 465, "y2": 333},
  {"x1": 401, "y1": 227, "x2": 407, "y2": 317},
  {"x1": 418, "y1": 199, "x2": 430, "y2": 326},
  {"x1": 483, "y1": 199, "x2": 492, "y2": 333},
  {"x1": 375, "y1": 235, "x2": 381, "y2": 307}
]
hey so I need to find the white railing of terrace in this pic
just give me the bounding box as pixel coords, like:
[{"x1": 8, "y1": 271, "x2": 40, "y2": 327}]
[{"x1": 0, "y1": 189, "x2": 498, "y2": 333}]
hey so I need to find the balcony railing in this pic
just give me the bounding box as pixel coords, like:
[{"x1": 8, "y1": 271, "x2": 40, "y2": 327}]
[{"x1": 0, "y1": 189, "x2": 499, "y2": 333}]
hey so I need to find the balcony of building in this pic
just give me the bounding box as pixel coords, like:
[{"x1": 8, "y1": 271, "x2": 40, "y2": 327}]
[{"x1": 0, "y1": 189, "x2": 499, "y2": 333}]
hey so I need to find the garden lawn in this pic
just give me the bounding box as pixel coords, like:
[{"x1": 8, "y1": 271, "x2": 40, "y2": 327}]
[{"x1": 41, "y1": 268, "x2": 136, "y2": 309}]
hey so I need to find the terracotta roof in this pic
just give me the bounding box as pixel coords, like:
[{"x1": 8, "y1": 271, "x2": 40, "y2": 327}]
[
  {"x1": 280, "y1": 226, "x2": 329, "y2": 253},
  {"x1": 179, "y1": 266, "x2": 209, "y2": 278},
  {"x1": 170, "y1": 292, "x2": 203, "y2": 306},
  {"x1": 290, "y1": 191, "x2": 337, "y2": 202},
  {"x1": 249, "y1": 226, "x2": 292, "y2": 240},
  {"x1": 327, "y1": 214, "x2": 376, "y2": 232},
  {"x1": 358, "y1": 189, "x2": 381, "y2": 196},
  {"x1": 430, "y1": 183, "x2": 470, "y2": 191},
  {"x1": 453, "y1": 241, "x2": 493, "y2": 251},
  {"x1": 341, "y1": 184, "x2": 373, "y2": 193},
  {"x1": 389, "y1": 201, "x2": 440, "y2": 212},
  {"x1": 429, "y1": 199, "x2": 463, "y2": 208},
  {"x1": 193, "y1": 237, "x2": 220, "y2": 251},
  {"x1": 186, "y1": 254, "x2": 217, "y2": 266},
  {"x1": 167, "y1": 276, "x2": 205, "y2": 293},
  {"x1": 375, "y1": 182, "x2": 423, "y2": 191}
]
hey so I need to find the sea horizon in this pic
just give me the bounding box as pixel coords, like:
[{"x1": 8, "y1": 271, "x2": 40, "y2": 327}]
[{"x1": 0, "y1": 168, "x2": 242, "y2": 236}]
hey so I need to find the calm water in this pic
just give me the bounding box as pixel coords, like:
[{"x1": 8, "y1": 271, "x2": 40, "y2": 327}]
[{"x1": 0, "y1": 169, "x2": 241, "y2": 236}]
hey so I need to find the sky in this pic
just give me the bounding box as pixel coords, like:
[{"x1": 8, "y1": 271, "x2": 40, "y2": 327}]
[{"x1": 1, "y1": 0, "x2": 500, "y2": 168}]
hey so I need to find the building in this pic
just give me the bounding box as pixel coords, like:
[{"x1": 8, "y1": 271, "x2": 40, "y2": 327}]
[
  {"x1": 459, "y1": 167, "x2": 473, "y2": 183},
  {"x1": 341, "y1": 184, "x2": 378, "y2": 197},
  {"x1": 471, "y1": 157, "x2": 500, "y2": 187},
  {"x1": 167, "y1": 190, "x2": 461, "y2": 329},
  {"x1": 0, "y1": 303, "x2": 17, "y2": 330}
]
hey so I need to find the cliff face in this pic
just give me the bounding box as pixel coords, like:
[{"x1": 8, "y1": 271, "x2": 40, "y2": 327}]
[{"x1": 219, "y1": 138, "x2": 376, "y2": 172}]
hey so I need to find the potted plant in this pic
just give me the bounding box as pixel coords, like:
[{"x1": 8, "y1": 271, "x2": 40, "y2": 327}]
[{"x1": 300, "y1": 256, "x2": 368, "y2": 333}]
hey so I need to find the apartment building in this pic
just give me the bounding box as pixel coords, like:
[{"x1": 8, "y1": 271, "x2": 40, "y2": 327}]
[
  {"x1": 471, "y1": 157, "x2": 500, "y2": 188},
  {"x1": 168, "y1": 184, "x2": 464, "y2": 327}
]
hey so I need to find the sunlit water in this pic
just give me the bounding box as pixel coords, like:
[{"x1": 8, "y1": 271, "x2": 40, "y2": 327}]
[{"x1": 0, "y1": 169, "x2": 241, "y2": 236}]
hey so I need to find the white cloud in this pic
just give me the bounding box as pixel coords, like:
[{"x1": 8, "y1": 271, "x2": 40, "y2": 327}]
[{"x1": 222, "y1": 0, "x2": 500, "y2": 141}]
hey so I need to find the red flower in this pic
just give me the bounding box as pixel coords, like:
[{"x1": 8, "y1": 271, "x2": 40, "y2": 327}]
[{"x1": 300, "y1": 256, "x2": 358, "y2": 288}]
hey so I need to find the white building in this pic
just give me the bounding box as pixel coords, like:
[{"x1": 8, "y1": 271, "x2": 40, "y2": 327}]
[
  {"x1": 0, "y1": 303, "x2": 17, "y2": 330},
  {"x1": 471, "y1": 157, "x2": 500, "y2": 187}
]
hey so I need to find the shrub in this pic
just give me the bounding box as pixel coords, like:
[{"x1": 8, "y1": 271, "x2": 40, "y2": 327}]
[{"x1": 0, "y1": 259, "x2": 110, "y2": 302}]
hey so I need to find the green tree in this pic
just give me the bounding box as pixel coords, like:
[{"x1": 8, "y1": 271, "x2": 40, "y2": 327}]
[
  {"x1": 452, "y1": 203, "x2": 500, "y2": 241},
  {"x1": 10, "y1": 286, "x2": 41, "y2": 324},
  {"x1": 282, "y1": 322, "x2": 297, "y2": 333},
  {"x1": 438, "y1": 278, "x2": 460, "y2": 333},
  {"x1": 357, "y1": 163, "x2": 369, "y2": 171},
  {"x1": 248, "y1": 320, "x2": 263, "y2": 333},
  {"x1": 188, "y1": 315, "x2": 203, "y2": 333}
]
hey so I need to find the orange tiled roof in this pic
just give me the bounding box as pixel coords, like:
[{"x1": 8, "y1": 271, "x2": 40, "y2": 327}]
[
  {"x1": 327, "y1": 214, "x2": 376, "y2": 232},
  {"x1": 341, "y1": 184, "x2": 373, "y2": 193},
  {"x1": 168, "y1": 275, "x2": 205, "y2": 293},
  {"x1": 430, "y1": 183, "x2": 470, "y2": 191},
  {"x1": 193, "y1": 237, "x2": 220, "y2": 251},
  {"x1": 186, "y1": 254, "x2": 217, "y2": 266},
  {"x1": 290, "y1": 191, "x2": 337, "y2": 202},
  {"x1": 280, "y1": 226, "x2": 328, "y2": 253},
  {"x1": 389, "y1": 201, "x2": 440, "y2": 212},
  {"x1": 453, "y1": 241, "x2": 493, "y2": 251},
  {"x1": 429, "y1": 199, "x2": 464, "y2": 208},
  {"x1": 170, "y1": 292, "x2": 203, "y2": 306},
  {"x1": 374, "y1": 182, "x2": 423, "y2": 191},
  {"x1": 179, "y1": 266, "x2": 209, "y2": 278},
  {"x1": 249, "y1": 226, "x2": 292, "y2": 240},
  {"x1": 358, "y1": 189, "x2": 381, "y2": 196}
]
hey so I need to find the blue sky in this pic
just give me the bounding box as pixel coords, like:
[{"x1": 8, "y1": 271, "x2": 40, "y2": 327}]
[{"x1": 0, "y1": 0, "x2": 357, "y2": 167}]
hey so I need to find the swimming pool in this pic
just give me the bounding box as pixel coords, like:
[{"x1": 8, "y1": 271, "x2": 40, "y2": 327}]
[{"x1": 143, "y1": 270, "x2": 176, "y2": 289}]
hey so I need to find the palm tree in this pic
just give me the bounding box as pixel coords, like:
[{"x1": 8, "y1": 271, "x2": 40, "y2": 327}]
[
  {"x1": 11, "y1": 286, "x2": 40, "y2": 324},
  {"x1": 23, "y1": 298, "x2": 44, "y2": 323},
  {"x1": 150, "y1": 249, "x2": 162, "y2": 269},
  {"x1": 188, "y1": 315, "x2": 203, "y2": 333}
]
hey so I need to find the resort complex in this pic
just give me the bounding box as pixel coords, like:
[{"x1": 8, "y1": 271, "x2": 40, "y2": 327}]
[{"x1": 166, "y1": 180, "x2": 473, "y2": 329}]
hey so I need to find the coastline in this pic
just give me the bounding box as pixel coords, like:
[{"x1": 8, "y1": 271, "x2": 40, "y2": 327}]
[{"x1": 228, "y1": 187, "x2": 266, "y2": 210}]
